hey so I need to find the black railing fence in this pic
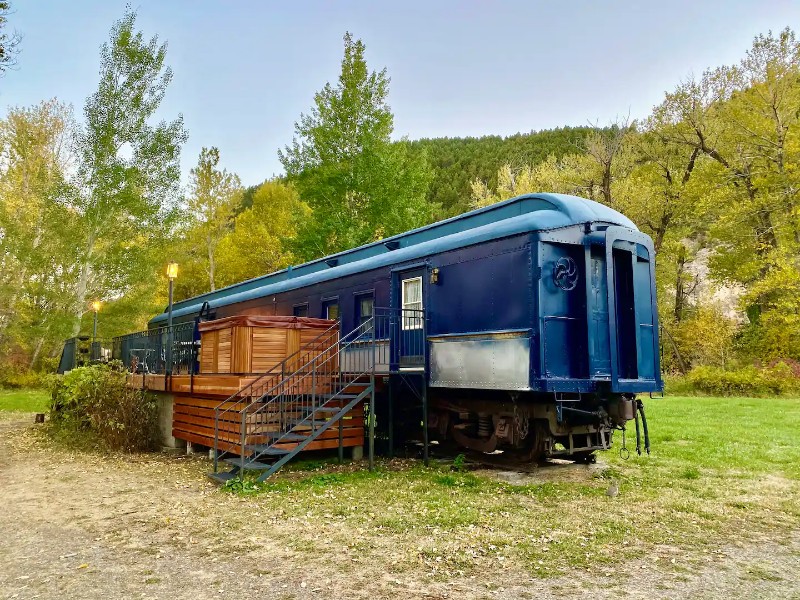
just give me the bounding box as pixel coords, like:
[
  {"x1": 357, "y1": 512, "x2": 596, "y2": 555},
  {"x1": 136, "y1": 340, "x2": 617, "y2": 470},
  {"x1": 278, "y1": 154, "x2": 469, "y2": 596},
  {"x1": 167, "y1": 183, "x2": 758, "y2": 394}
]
[
  {"x1": 112, "y1": 322, "x2": 197, "y2": 375},
  {"x1": 57, "y1": 337, "x2": 112, "y2": 374}
]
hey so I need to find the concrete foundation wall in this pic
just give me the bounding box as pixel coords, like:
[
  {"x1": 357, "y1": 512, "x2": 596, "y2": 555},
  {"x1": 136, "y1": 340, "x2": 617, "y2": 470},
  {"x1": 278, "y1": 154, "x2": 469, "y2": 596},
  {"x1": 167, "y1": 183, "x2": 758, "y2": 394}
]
[{"x1": 155, "y1": 393, "x2": 185, "y2": 451}]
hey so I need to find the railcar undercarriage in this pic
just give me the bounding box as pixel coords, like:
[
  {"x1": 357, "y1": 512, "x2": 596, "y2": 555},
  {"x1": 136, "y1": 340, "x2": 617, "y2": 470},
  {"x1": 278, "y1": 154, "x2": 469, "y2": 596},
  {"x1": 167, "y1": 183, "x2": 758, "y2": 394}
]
[{"x1": 427, "y1": 390, "x2": 646, "y2": 464}]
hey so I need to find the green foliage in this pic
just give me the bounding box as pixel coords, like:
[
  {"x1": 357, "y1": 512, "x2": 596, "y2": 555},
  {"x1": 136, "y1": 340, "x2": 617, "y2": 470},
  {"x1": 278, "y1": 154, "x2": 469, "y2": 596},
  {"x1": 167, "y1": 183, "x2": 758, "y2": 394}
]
[
  {"x1": 215, "y1": 181, "x2": 306, "y2": 287},
  {"x1": 279, "y1": 32, "x2": 434, "y2": 261},
  {"x1": 0, "y1": 366, "x2": 57, "y2": 391},
  {"x1": 411, "y1": 127, "x2": 598, "y2": 215},
  {"x1": 672, "y1": 363, "x2": 800, "y2": 397},
  {"x1": 184, "y1": 146, "x2": 243, "y2": 293},
  {"x1": 0, "y1": 7, "x2": 187, "y2": 370},
  {"x1": 222, "y1": 476, "x2": 262, "y2": 495},
  {"x1": 452, "y1": 453, "x2": 467, "y2": 472},
  {"x1": 70, "y1": 6, "x2": 187, "y2": 334},
  {"x1": 0, "y1": 99, "x2": 78, "y2": 369},
  {"x1": 50, "y1": 362, "x2": 159, "y2": 452}
]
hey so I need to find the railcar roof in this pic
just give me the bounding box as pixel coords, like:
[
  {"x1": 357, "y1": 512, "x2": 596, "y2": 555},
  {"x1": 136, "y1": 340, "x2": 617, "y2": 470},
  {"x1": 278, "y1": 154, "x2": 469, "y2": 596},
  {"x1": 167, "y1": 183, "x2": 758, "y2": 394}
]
[{"x1": 150, "y1": 193, "x2": 637, "y2": 325}]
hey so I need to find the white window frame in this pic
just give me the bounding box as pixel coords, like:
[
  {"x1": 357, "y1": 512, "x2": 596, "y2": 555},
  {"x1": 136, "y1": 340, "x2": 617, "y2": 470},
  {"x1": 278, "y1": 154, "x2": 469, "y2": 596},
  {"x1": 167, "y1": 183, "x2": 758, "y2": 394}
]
[{"x1": 401, "y1": 276, "x2": 423, "y2": 330}]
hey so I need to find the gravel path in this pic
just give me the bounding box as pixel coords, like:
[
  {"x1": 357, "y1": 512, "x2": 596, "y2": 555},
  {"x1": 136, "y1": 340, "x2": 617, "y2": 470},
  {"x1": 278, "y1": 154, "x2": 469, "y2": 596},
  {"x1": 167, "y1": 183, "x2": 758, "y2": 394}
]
[{"x1": 1, "y1": 418, "x2": 798, "y2": 600}]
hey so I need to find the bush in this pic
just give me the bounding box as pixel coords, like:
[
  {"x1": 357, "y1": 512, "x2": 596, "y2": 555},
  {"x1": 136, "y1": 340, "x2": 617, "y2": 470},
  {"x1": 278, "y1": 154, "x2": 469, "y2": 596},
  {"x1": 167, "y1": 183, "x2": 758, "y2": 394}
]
[
  {"x1": 50, "y1": 362, "x2": 159, "y2": 452},
  {"x1": 0, "y1": 366, "x2": 58, "y2": 391},
  {"x1": 669, "y1": 363, "x2": 800, "y2": 397}
]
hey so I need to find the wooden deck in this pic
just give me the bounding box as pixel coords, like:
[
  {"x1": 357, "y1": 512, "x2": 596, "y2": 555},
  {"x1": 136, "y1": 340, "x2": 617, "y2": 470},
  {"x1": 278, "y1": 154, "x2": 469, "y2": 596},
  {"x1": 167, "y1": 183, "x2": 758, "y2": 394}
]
[{"x1": 127, "y1": 373, "x2": 365, "y2": 454}]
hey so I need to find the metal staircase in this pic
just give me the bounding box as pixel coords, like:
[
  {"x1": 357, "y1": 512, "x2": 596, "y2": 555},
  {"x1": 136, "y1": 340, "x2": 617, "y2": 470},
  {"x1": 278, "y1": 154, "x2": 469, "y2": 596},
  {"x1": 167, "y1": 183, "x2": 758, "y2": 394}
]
[{"x1": 208, "y1": 317, "x2": 382, "y2": 484}]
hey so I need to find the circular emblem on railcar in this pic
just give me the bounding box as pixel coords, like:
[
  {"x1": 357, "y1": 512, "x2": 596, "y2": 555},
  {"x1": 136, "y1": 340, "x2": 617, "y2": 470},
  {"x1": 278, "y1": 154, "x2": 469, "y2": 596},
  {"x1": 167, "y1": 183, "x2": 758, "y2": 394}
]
[{"x1": 553, "y1": 257, "x2": 579, "y2": 291}]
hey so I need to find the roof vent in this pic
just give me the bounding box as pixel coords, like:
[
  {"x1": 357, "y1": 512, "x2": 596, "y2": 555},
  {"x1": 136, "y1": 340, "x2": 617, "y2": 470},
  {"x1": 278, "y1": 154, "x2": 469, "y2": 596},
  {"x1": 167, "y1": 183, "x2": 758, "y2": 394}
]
[
  {"x1": 384, "y1": 240, "x2": 400, "y2": 251},
  {"x1": 325, "y1": 258, "x2": 339, "y2": 267}
]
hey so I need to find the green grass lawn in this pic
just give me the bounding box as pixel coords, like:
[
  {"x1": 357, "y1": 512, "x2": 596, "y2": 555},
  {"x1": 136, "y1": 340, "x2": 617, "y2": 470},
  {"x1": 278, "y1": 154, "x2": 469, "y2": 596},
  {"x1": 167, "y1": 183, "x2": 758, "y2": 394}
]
[
  {"x1": 219, "y1": 395, "x2": 800, "y2": 579},
  {"x1": 0, "y1": 388, "x2": 50, "y2": 413}
]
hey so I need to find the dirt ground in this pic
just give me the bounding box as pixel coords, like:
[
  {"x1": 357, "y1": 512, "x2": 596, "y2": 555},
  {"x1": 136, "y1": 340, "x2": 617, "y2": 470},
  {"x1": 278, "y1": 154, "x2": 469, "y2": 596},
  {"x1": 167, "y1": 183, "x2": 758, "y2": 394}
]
[{"x1": 1, "y1": 416, "x2": 799, "y2": 600}]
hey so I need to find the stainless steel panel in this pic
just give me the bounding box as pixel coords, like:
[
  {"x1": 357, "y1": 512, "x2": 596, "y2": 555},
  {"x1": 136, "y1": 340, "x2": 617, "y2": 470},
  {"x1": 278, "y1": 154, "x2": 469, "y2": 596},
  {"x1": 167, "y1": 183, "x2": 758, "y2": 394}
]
[{"x1": 429, "y1": 334, "x2": 530, "y2": 390}]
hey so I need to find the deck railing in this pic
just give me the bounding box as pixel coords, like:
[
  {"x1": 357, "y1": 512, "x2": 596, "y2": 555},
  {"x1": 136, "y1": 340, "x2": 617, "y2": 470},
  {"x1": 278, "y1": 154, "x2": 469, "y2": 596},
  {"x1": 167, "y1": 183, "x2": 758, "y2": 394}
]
[
  {"x1": 57, "y1": 337, "x2": 113, "y2": 374},
  {"x1": 112, "y1": 322, "x2": 197, "y2": 375}
]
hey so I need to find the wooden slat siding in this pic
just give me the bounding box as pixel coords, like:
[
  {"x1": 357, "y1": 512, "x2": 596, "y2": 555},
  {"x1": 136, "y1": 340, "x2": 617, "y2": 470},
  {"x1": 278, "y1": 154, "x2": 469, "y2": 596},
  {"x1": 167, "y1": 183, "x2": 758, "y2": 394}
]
[
  {"x1": 174, "y1": 402, "x2": 364, "y2": 420},
  {"x1": 176, "y1": 429, "x2": 363, "y2": 455},
  {"x1": 173, "y1": 419, "x2": 362, "y2": 450},
  {"x1": 171, "y1": 392, "x2": 365, "y2": 452},
  {"x1": 217, "y1": 328, "x2": 232, "y2": 372},
  {"x1": 201, "y1": 330, "x2": 218, "y2": 373},
  {"x1": 232, "y1": 326, "x2": 253, "y2": 373},
  {"x1": 178, "y1": 430, "x2": 244, "y2": 454},
  {"x1": 173, "y1": 376, "x2": 260, "y2": 396},
  {"x1": 287, "y1": 329, "x2": 300, "y2": 363},
  {"x1": 251, "y1": 328, "x2": 288, "y2": 372},
  {"x1": 273, "y1": 436, "x2": 363, "y2": 451}
]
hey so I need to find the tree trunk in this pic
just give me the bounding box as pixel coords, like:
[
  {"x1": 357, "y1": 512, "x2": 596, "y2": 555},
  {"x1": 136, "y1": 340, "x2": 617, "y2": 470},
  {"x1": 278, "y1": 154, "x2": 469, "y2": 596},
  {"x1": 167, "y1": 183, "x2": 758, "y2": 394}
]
[
  {"x1": 72, "y1": 234, "x2": 95, "y2": 337},
  {"x1": 674, "y1": 245, "x2": 687, "y2": 322},
  {"x1": 29, "y1": 336, "x2": 45, "y2": 370}
]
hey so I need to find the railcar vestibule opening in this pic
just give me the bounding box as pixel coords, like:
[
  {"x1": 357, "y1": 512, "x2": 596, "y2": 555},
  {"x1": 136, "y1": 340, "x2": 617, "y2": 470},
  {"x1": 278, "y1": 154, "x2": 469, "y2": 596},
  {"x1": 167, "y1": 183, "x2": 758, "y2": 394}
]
[{"x1": 613, "y1": 247, "x2": 638, "y2": 380}]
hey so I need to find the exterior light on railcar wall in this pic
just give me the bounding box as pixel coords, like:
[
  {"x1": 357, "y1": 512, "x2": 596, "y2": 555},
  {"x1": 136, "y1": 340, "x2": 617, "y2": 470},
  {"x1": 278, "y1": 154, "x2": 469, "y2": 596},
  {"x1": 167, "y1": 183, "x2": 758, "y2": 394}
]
[{"x1": 430, "y1": 267, "x2": 440, "y2": 284}]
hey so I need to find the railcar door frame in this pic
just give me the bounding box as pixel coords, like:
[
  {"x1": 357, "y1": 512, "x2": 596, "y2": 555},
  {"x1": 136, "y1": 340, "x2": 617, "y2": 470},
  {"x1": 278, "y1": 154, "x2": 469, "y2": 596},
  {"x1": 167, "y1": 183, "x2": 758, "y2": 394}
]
[
  {"x1": 390, "y1": 263, "x2": 428, "y2": 372},
  {"x1": 603, "y1": 226, "x2": 662, "y2": 393}
]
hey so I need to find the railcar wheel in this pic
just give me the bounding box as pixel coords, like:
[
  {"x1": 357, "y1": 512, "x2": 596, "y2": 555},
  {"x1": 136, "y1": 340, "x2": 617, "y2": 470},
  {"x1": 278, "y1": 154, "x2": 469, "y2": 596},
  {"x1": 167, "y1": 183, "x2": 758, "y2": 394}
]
[{"x1": 504, "y1": 420, "x2": 549, "y2": 464}]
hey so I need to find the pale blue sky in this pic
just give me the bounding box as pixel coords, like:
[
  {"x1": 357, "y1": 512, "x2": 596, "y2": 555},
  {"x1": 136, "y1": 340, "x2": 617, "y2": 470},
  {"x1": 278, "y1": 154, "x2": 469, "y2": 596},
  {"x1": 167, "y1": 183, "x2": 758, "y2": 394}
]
[{"x1": 3, "y1": 1, "x2": 799, "y2": 187}]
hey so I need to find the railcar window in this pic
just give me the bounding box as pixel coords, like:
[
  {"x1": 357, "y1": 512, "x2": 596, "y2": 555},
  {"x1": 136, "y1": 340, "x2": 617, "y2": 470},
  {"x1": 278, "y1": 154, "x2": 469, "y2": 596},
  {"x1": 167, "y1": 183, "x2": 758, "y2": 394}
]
[
  {"x1": 356, "y1": 294, "x2": 374, "y2": 326},
  {"x1": 325, "y1": 302, "x2": 339, "y2": 321},
  {"x1": 402, "y1": 277, "x2": 423, "y2": 330},
  {"x1": 293, "y1": 304, "x2": 309, "y2": 317}
]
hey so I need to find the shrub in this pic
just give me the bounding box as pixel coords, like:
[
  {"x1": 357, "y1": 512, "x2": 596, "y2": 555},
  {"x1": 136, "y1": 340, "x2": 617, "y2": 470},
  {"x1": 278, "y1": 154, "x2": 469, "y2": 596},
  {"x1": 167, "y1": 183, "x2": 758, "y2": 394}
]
[
  {"x1": 50, "y1": 362, "x2": 159, "y2": 452},
  {"x1": 0, "y1": 366, "x2": 57, "y2": 391},
  {"x1": 675, "y1": 363, "x2": 800, "y2": 397}
]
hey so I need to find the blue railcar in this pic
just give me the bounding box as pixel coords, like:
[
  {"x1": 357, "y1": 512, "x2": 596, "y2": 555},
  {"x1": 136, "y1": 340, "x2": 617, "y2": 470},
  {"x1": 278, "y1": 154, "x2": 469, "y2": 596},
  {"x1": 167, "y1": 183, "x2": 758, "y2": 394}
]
[{"x1": 150, "y1": 193, "x2": 661, "y2": 461}]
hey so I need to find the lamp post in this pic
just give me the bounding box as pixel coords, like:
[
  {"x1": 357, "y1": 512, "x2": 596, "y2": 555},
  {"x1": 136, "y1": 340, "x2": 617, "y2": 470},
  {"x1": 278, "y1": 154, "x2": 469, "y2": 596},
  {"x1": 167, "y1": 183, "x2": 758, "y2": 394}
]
[
  {"x1": 91, "y1": 300, "x2": 101, "y2": 341},
  {"x1": 91, "y1": 300, "x2": 101, "y2": 362},
  {"x1": 166, "y1": 262, "x2": 179, "y2": 376}
]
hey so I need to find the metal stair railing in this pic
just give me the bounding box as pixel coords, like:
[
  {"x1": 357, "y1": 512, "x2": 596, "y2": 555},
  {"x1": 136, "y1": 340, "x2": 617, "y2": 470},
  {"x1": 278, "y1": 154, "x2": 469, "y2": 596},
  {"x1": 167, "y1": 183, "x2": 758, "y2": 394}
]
[
  {"x1": 254, "y1": 383, "x2": 374, "y2": 481},
  {"x1": 212, "y1": 320, "x2": 340, "y2": 466},
  {"x1": 224, "y1": 317, "x2": 378, "y2": 476}
]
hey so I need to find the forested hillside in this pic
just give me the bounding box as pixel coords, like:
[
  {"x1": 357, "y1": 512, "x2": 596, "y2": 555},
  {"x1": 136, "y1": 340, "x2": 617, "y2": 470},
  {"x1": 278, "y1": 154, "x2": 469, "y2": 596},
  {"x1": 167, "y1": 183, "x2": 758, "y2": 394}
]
[
  {"x1": 1, "y1": 5, "x2": 798, "y2": 387},
  {"x1": 410, "y1": 127, "x2": 597, "y2": 215}
]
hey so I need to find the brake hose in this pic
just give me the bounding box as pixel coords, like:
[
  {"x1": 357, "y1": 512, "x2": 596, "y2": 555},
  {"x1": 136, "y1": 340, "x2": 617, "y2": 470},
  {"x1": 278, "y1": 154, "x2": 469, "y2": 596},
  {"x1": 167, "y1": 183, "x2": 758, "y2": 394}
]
[{"x1": 637, "y1": 399, "x2": 650, "y2": 455}]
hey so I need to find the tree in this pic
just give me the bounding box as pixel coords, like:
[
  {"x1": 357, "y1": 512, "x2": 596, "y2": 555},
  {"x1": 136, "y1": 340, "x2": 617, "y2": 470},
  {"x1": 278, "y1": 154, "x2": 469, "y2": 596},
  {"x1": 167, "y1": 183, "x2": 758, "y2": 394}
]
[
  {"x1": 69, "y1": 7, "x2": 187, "y2": 335},
  {"x1": 279, "y1": 32, "x2": 433, "y2": 260},
  {"x1": 0, "y1": 100, "x2": 77, "y2": 367},
  {"x1": 215, "y1": 180, "x2": 307, "y2": 287},
  {"x1": 0, "y1": 1, "x2": 21, "y2": 78},
  {"x1": 186, "y1": 146, "x2": 242, "y2": 291}
]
